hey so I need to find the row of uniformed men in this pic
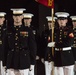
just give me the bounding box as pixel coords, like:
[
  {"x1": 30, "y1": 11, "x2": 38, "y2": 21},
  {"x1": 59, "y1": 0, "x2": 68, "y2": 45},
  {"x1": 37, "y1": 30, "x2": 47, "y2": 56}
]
[
  {"x1": 0, "y1": 8, "x2": 37, "y2": 75},
  {"x1": 39, "y1": 12, "x2": 76, "y2": 75},
  {"x1": 0, "y1": 8, "x2": 76, "y2": 75}
]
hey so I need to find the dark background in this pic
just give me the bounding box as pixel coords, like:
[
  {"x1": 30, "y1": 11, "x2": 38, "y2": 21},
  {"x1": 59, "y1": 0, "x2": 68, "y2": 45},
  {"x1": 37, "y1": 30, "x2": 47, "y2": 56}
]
[
  {"x1": 0, "y1": 1, "x2": 75, "y2": 75},
  {"x1": 0, "y1": 0, "x2": 76, "y2": 33}
]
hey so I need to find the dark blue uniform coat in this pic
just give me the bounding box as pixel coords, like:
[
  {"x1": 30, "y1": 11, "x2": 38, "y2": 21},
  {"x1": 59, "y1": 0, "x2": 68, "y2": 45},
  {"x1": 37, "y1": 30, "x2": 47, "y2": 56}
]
[
  {"x1": 6, "y1": 25, "x2": 37, "y2": 69},
  {"x1": 54, "y1": 26, "x2": 74, "y2": 67}
]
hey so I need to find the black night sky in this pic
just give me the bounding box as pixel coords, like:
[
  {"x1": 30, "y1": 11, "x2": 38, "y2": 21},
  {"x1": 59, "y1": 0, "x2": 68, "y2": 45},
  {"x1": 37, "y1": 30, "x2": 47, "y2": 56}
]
[
  {"x1": 55, "y1": 0, "x2": 76, "y2": 15},
  {"x1": 0, "y1": 0, "x2": 76, "y2": 15},
  {"x1": 0, "y1": 0, "x2": 76, "y2": 30}
]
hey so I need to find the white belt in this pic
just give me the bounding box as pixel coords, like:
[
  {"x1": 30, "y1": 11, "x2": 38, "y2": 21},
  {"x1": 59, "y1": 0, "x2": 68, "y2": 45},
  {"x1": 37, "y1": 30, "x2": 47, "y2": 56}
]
[{"x1": 55, "y1": 47, "x2": 71, "y2": 51}]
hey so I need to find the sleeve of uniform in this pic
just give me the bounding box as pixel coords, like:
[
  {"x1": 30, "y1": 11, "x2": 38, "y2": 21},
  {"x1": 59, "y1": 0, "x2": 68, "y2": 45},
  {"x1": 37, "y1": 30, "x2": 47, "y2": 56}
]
[
  {"x1": 28, "y1": 29, "x2": 37, "y2": 65},
  {"x1": 3, "y1": 29, "x2": 10, "y2": 66},
  {"x1": 64, "y1": 28, "x2": 74, "y2": 46}
]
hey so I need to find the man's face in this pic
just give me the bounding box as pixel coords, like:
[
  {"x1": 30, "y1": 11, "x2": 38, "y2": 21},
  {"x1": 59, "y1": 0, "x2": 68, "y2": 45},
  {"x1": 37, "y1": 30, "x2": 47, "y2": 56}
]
[
  {"x1": 48, "y1": 21, "x2": 55, "y2": 29},
  {"x1": 24, "y1": 18, "x2": 32, "y2": 27},
  {"x1": 13, "y1": 15, "x2": 23, "y2": 23},
  {"x1": 0, "y1": 17, "x2": 5, "y2": 25},
  {"x1": 57, "y1": 19, "x2": 68, "y2": 27},
  {"x1": 72, "y1": 21, "x2": 76, "y2": 28}
]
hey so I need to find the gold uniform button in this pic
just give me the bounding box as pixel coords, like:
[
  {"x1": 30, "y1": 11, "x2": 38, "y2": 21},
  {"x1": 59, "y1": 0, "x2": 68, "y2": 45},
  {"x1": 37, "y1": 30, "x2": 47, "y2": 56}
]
[
  {"x1": 16, "y1": 36, "x2": 18, "y2": 38},
  {"x1": 60, "y1": 30, "x2": 62, "y2": 31},
  {"x1": 16, "y1": 29, "x2": 18, "y2": 30},
  {"x1": 60, "y1": 41, "x2": 62, "y2": 43},
  {"x1": 15, "y1": 38, "x2": 17, "y2": 40},
  {"x1": 25, "y1": 54, "x2": 26, "y2": 56},
  {"x1": 15, "y1": 37, "x2": 18, "y2": 40},
  {"x1": 16, "y1": 33, "x2": 18, "y2": 35},
  {"x1": 12, "y1": 49, "x2": 14, "y2": 51},
  {"x1": 15, "y1": 43, "x2": 17, "y2": 45},
  {"x1": 60, "y1": 35, "x2": 61, "y2": 36},
  {"x1": 60, "y1": 38, "x2": 61, "y2": 39}
]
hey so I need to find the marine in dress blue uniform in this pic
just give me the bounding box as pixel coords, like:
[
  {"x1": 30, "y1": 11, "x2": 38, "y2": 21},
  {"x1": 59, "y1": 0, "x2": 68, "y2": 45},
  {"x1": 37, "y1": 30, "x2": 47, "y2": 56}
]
[
  {"x1": 43, "y1": 16, "x2": 56, "y2": 75},
  {"x1": 23, "y1": 13, "x2": 36, "y2": 75},
  {"x1": 48, "y1": 12, "x2": 74, "y2": 75},
  {"x1": 0, "y1": 12, "x2": 7, "y2": 75},
  {"x1": 6, "y1": 8, "x2": 37, "y2": 75},
  {"x1": 70, "y1": 16, "x2": 76, "y2": 75}
]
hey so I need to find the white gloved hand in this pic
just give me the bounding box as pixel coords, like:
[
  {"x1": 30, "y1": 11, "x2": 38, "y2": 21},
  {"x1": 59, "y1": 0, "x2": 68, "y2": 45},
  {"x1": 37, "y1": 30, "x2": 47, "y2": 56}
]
[
  {"x1": 36, "y1": 56, "x2": 40, "y2": 60},
  {"x1": 41, "y1": 58, "x2": 44, "y2": 64},
  {"x1": 29, "y1": 65, "x2": 34, "y2": 71},
  {"x1": 47, "y1": 42, "x2": 55, "y2": 47}
]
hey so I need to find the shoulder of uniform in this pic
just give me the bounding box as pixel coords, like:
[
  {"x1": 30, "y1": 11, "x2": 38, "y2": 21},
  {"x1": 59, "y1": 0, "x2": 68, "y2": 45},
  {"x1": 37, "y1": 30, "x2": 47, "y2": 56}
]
[{"x1": 64, "y1": 26, "x2": 72, "y2": 30}]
